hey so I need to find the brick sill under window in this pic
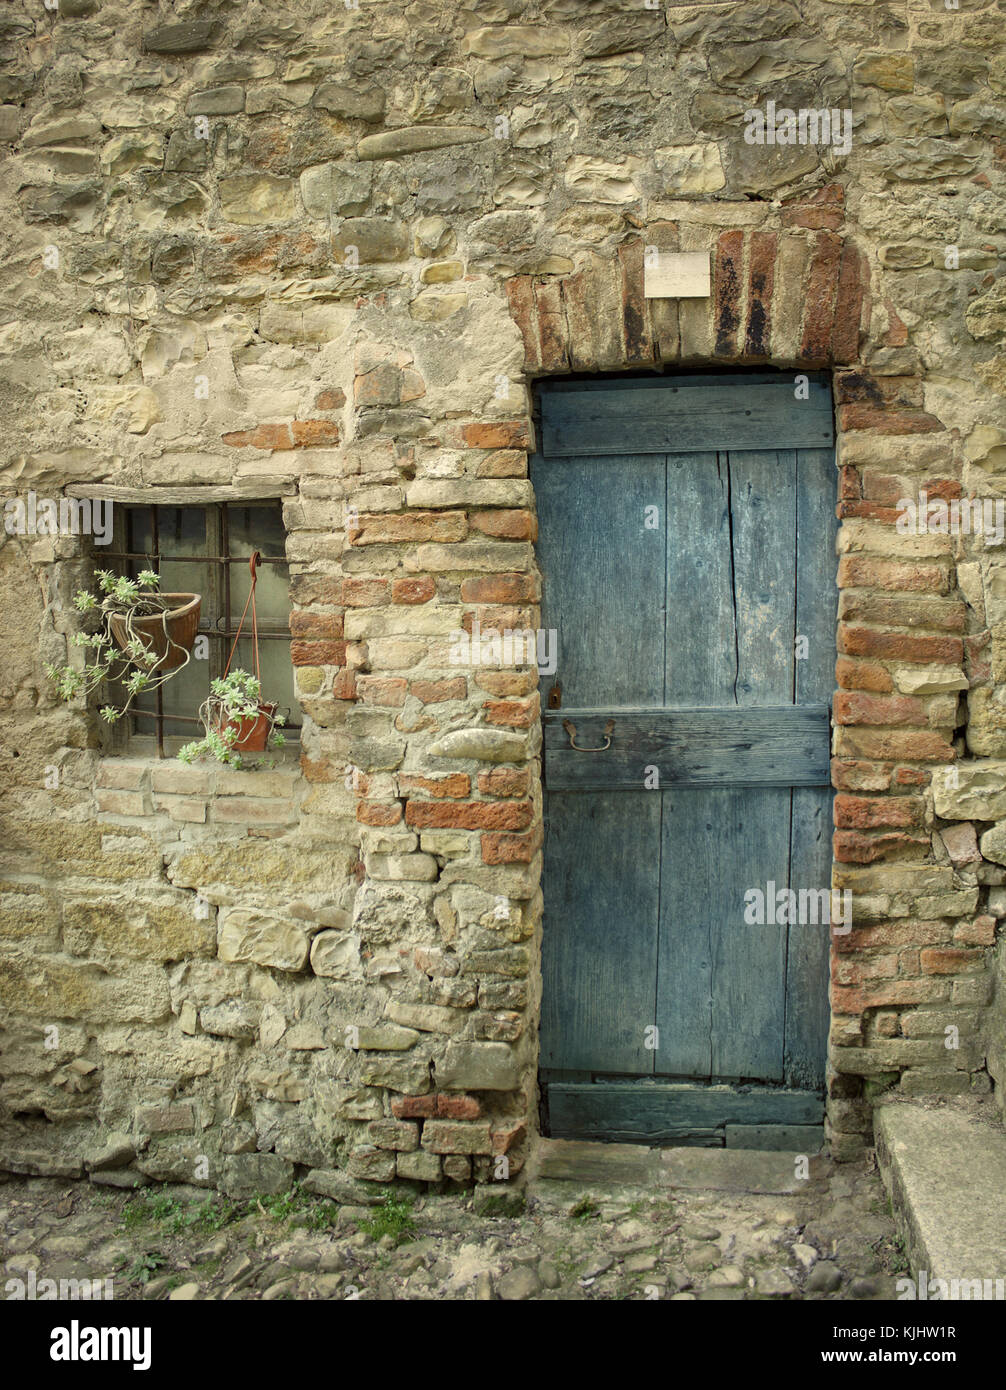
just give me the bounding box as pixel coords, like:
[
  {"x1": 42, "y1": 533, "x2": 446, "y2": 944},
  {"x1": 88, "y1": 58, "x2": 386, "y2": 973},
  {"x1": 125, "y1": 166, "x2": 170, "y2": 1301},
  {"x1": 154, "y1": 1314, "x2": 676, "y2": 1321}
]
[{"x1": 94, "y1": 747, "x2": 302, "y2": 831}]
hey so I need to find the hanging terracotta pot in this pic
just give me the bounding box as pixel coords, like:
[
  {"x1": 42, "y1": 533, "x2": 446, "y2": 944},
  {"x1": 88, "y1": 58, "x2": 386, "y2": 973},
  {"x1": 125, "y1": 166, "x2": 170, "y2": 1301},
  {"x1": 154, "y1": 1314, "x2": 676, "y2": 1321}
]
[
  {"x1": 218, "y1": 701, "x2": 278, "y2": 754},
  {"x1": 108, "y1": 593, "x2": 202, "y2": 672}
]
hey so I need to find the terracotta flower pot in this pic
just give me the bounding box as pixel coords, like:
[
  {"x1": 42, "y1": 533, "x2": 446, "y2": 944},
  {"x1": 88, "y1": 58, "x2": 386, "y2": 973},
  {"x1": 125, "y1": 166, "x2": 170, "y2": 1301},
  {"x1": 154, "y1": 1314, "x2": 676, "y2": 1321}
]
[
  {"x1": 219, "y1": 702, "x2": 277, "y2": 754},
  {"x1": 108, "y1": 593, "x2": 202, "y2": 672}
]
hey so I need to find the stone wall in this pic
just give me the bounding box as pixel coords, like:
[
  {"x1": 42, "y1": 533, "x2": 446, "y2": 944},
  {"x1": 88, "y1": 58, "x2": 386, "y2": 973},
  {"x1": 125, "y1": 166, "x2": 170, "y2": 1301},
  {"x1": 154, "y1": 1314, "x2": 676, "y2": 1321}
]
[{"x1": 2, "y1": 0, "x2": 1006, "y2": 1193}]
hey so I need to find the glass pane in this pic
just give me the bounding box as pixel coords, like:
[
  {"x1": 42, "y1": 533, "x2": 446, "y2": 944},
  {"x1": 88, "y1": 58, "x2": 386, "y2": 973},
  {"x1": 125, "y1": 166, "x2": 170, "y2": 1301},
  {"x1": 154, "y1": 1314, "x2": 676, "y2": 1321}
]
[
  {"x1": 233, "y1": 634, "x2": 301, "y2": 732},
  {"x1": 128, "y1": 507, "x2": 207, "y2": 567},
  {"x1": 128, "y1": 508, "x2": 150, "y2": 555},
  {"x1": 125, "y1": 507, "x2": 214, "y2": 740},
  {"x1": 228, "y1": 504, "x2": 290, "y2": 630}
]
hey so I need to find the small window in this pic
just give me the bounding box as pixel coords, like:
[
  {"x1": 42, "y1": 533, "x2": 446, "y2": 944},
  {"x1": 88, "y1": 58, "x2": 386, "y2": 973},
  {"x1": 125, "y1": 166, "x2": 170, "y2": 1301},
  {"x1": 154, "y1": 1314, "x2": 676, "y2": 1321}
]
[{"x1": 103, "y1": 500, "x2": 301, "y2": 756}]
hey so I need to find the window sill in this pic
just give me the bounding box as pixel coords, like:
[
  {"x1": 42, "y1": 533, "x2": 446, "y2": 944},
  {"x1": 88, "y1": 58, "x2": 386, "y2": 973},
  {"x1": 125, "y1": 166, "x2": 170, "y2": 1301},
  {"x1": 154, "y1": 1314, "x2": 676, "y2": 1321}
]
[{"x1": 94, "y1": 748, "x2": 303, "y2": 829}]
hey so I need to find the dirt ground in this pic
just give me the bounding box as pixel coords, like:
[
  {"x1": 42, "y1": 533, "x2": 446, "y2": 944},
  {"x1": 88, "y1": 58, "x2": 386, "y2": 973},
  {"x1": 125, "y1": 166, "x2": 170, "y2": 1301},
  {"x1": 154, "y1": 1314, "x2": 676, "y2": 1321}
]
[{"x1": 0, "y1": 1152, "x2": 907, "y2": 1301}]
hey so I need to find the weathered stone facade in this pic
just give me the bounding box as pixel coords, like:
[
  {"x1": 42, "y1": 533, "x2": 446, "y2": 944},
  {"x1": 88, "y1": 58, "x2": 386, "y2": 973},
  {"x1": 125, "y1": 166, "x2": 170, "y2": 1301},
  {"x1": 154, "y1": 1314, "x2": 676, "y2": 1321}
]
[{"x1": 1, "y1": 0, "x2": 1006, "y2": 1194}]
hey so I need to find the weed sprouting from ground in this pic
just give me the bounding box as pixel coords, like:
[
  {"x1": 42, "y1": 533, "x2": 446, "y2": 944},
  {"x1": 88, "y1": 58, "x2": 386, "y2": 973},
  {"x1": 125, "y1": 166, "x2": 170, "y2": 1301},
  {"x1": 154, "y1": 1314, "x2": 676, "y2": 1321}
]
[
  {"x1": 120, "y1": 1187, "x2": 246, "y2": 1236},
  {"x1": 357, "y1": 1189, "x2": 416, "y2": 1246},
  {"x1": 126, "y1": 1251, "x2": 169, "y2": 1284}
]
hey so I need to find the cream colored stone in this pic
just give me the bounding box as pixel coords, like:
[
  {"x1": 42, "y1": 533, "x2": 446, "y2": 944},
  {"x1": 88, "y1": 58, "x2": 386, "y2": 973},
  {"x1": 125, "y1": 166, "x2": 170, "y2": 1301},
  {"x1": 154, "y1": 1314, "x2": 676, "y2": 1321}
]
[
  {"x1": 409, "y1": 292, "x2": 468, "y2": 322},
  {"x1": 310, "y1": 931, "x2": 363, "y2": 978},
  {"x1": 217, "y1": 910, "x2": 310, "y2": 972},
  {"x1": 420, "y1": 259, "x2": 464, "y2": 284},
  {"x1": 463, "y1": 26, "x2": 569, "y2": 58},
  {"x1": 892, "y1": 666, "x2": 968, "y2": 696},
  {"x1": 653, "y1": 144, "x2": 725, "y2": 195},
  {"x1": 219, "y1": 174, "x2": 298, "y2": 226},
  {"x1": 563, "y1": 155, "x2": 641, "y2": 204}
]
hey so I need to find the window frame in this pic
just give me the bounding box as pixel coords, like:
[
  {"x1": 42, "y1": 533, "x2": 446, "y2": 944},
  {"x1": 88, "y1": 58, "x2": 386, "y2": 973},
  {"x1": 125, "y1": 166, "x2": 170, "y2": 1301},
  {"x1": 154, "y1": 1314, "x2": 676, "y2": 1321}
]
[{"x1": 101, "y1": 499, "x2": 298, "y2": 757}]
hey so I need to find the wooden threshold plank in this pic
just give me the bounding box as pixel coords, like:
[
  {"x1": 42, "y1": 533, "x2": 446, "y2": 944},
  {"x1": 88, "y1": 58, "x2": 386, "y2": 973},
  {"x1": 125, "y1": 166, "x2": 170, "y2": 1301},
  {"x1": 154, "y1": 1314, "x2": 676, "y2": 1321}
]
[{"x1": 547, "y1": 1082, "x2": 824, "y2": 1142}]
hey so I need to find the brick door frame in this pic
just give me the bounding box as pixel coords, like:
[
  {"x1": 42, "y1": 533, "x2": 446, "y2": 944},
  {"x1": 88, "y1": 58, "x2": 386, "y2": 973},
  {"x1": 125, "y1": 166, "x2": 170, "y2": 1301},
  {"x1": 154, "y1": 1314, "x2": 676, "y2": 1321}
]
[{"x1": 501, "y1": 207, "x2": 950, "y2": 1158}]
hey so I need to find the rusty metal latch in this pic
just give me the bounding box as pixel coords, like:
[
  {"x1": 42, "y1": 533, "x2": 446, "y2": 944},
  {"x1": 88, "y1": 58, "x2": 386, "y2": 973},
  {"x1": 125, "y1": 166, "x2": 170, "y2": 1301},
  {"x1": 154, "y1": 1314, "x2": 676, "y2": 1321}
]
[
  {"x1": 563, "y1": 718, "x2": 615, "y2": 752},
  {"x1": 547, "y1": 680, "x2": 562, "y2": 709}
]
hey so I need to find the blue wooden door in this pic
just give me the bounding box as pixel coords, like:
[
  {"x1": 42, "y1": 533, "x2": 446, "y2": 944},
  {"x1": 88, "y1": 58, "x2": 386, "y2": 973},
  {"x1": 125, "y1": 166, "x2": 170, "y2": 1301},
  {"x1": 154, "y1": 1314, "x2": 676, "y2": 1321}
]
[{"x1": 532, "y1": 373, "x2": 836, "y2": 1147}]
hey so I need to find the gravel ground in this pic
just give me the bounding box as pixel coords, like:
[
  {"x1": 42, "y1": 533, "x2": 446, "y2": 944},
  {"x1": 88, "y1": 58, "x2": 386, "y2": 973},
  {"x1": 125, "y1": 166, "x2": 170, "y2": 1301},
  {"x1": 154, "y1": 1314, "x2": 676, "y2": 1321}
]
[{"x1": 0, "y1": 1151, "x2": 907, "y2": 1301}]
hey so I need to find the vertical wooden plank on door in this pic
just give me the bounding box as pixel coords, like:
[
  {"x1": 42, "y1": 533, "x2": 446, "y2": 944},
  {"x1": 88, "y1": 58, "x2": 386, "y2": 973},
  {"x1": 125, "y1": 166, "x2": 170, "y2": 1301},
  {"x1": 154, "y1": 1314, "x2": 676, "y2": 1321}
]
[
  {"x1": 785, "y1": 446, "x2": 838, "y2": 1089},
  {"x1": 540, "y1": 791, "x2": 661, "y2": 1074},
  {"x1": 658, "y1": 453, "x2": 732, "y2": 1076},
  {"x1": 533, "y1": 454, "x2": 666, "y2": 709},
  {"x1": 708, "y1": 448, "x2": 797, "y2": 1080},
  {"x1": 532, "y1": 452, "x2": 667, "y2": 1077},
  {"x1": 663, "y1": 453, "x2": 736, "y2": 706}
]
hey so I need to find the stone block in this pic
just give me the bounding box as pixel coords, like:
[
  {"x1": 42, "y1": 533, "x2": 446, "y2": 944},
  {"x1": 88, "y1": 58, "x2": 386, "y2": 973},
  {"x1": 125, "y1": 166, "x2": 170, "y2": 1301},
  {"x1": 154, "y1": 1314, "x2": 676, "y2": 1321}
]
[
  {"x1": 62, "y1": 896, "x2": 215, "y2": 963},
  {"x1": 333, "y1": 218, "x2": 409, "y2": 265},
  {"x1": 346, "y1": 1145, "x2": 396, "y2": 1181},
  {"x1": 217, "y1": 910, "x2": 310, "y2": 972},
  {"x1": 0, "y1": 953, "x2": 171, "y2": 1025},
  {"x1": 83, "y1": 1132, "x2": 136, "y2": 1172},
  {"x1": 221, "y1": 1153, "x2": 294, "y2": 1198},
  {"x1": 313, "y1": 82, "x2": 385, "y2": 121},
  {"x1": 980, "y1": 823, "x2": 1006, "y2": 866},
  {"x1": 386, "y1": 1001, "x2": 466, "y2": 1034},
  {"x1": 938, "y1": 823, "x2": 980, "y2": 868},
  {"x1": 310, "y1": 931, "x2": 362, "y2": 979},
  {"x1": 365, "y1": 853, "x2": 438, "y2": 882},
  {"x1": 219, "y1": 174, "x2": 297, "y2": 226},
  {"x1": 367, "y1": 1119, "x2": 419, "y2": 1152},
  {"x1": 143, "y1": 21, "x2": 216, "y2": 53},
  {"x1": 359, "y1": 1053, "x2": 433, "y2": 1094},
  {"x1": 200, "y1": 1001, "x2": 259, "y2": 1039},
  {"x1": 428, "y1": 729, "x2": 529, "y2": 763},
  {"x1": 134, "y1": 1103, "x2": 196, "y2": 1136},
  {"x1": 436, "y1": 1041, "x2": 519, "y2": 1091},
  {"x1": 396, "y1": 1150, "x2": 442, "y2": 1182},
  {"x1": 354, "y1": 1025, "x2": 420, "y2": 1051},
  {"x1": 421, "y1": 1120, "x2": 494, "y2": 1155},
  {"x1": 356, "y1": 126, "x2": 488, "y2": 160},
  {"x1": 186, "y1": 86, "x2": 245, "y2": 115},
  {"x1": 875, "y1": 1104, "x2": 1006, "y2": 1284}
]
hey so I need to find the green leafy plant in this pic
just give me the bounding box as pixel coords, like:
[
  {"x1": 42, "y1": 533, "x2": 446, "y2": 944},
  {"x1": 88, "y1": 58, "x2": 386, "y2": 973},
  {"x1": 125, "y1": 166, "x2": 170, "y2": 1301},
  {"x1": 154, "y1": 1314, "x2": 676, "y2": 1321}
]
[
  {"x1": 121, "y1": 1185, "x2": 244, "y2": 1235},
  {"x1": 357, "y1": 1189, "x2": 416, "y2": 1246},
  {"x1": 569, "y1": 1195, "x2": 600, "y2": 1221},
  {"x1": 177, "y1": 668, "x2": 286, "y2": 770},
  {"x1": 126, "y1": 1251, "x2": 169, "y2": 1284},
  {"x1": 46, "y1": 569, "x2": 194, "y2": 723},
  {"x1": 251, "y1": 1185, "x2": 304, "y2": 1222},
  {"x1": 246, "y1": 1183, "x2": 337, "y2": 1231}
]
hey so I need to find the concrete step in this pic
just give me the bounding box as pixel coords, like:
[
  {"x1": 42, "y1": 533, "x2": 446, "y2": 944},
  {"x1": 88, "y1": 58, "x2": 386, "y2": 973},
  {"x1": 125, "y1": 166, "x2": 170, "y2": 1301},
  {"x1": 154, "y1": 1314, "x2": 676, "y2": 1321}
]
[
  {"x1": 875, "y1": 1101, "x2": 1006, "y2": 1296},
  {"x1": 659, "y1": 1146, "x2": 825, "y2": 1194},
  {"x1": 531, "y1": 1139, "x2": 657, "y2": 1186},
  {"x1": 531, "y1": 1138, "x2": 825, "y2": 1193}
]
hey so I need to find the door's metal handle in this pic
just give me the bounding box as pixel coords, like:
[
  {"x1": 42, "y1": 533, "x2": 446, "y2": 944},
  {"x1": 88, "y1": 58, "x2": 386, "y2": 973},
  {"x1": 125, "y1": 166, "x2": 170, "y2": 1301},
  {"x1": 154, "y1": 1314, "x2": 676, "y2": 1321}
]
[{"x1": 563, "y1": 718, "x2": 614, "y2": 751}]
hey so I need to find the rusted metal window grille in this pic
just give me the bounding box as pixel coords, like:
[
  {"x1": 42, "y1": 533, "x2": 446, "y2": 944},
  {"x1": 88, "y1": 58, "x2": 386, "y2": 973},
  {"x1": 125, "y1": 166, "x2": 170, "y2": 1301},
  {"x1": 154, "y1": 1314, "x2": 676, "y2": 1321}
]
[{"x1": 104, "y1": 501, "x2": 299, "y2": 756}]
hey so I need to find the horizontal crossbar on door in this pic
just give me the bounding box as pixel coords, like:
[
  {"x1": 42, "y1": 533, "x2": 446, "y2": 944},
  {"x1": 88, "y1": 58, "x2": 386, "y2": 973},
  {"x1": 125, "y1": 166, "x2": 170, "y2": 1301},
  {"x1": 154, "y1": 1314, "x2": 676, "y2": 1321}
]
[
  {"x1": 543, "y1": 705, "x2": 832, "y2": 790},
  {"x1": 538, "y1": 371, "x2": 834, "y2": 457},
  {"x1": 545, "y1": 1080, "x2": 824, "y2": 1144}
]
